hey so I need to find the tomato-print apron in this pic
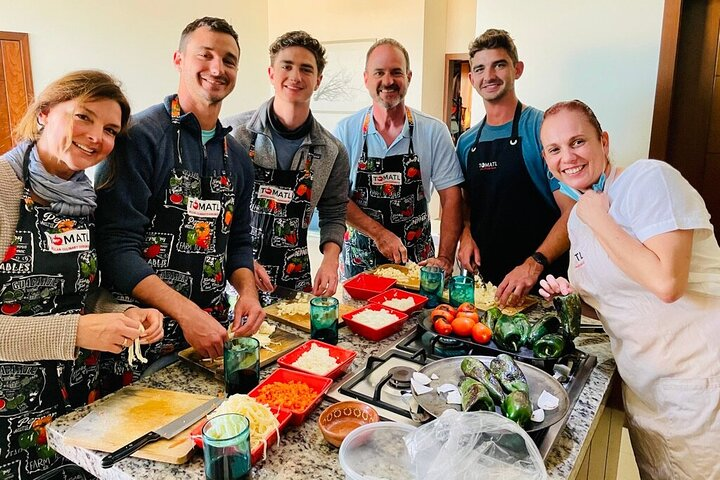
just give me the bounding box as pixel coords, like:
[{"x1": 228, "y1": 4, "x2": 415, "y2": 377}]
[
  {"x1": 567, "y1": 172, "x2": 720, "y2": 479},
  {"x1": 248, "y1": 134, "x2": 314, "y2": 303},
  {"x1": 343, "y1": 108, "x2": 433, "y2": 277},
  {"x1": 0, "y1": 145, "x2": 98, "y2": 480},
  {"x1": 465, "y1": 102, "x2": 566, "y2": 286},
  {"x1": 103, "y1": 96, "x2": 235, "y2": 389}
]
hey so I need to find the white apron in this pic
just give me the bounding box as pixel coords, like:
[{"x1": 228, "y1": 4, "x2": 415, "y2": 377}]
[{"x1": 567, "y1": 192, "x2": 720, "y2": 479}]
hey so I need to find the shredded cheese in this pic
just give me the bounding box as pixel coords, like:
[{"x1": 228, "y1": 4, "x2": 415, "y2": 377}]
[
  {"x1": 252, "y1": 321, "x2": 278, "y2": 351},
  {"x1": 227, "y1": 321, "x2": 279, "y2": 352},
  {"x1": 127, "y1": 325, "x2": 147, "y2": 367},
  {"x1": 290, "y1": 344, "x2": 339, "y2": 376},
  {"x1": 275, "y1": 293, "x2": 313, "y2": 316},
  {"x1": 351, "y1": 308, "x2": 400, "y2": 329},
  {"x1": 208, "y1": 394, "x2": 281, "y2": 461},
  {"x1": 374, "y1": 261, "x2": 420, "y2": 284},
  {"x1": 474, "y1": 277, "x2": 498, "y2": 305}
]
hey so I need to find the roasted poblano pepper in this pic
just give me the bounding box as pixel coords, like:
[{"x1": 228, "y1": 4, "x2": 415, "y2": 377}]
[
  {"x1": 460, "y1": 357, "x2": 505, "y2": 404},
  {"x1": 459, "y1": 378, "x2": 495, "y2": 412},
  {"x1": 553, "y1": 292, "x2": 582, "y2": 339},
  {"x1": 483, "y1": 307, "x2": 502, "y2": 331},
  {"x1": 493, "y1": 314, "x2": 530, "y2": 352},
  {"x1": 489, "y1": 353, "x2": 529, "y2": 394},
  {"x1": 532, "y1": 333, "x2": 566, "y2": 359},
  {"x1": 528, "y1": 314, "x2": 561, "y2": 346},
  {"x1": 502, "y1": 390, "x2": 533, "y2": 427}
]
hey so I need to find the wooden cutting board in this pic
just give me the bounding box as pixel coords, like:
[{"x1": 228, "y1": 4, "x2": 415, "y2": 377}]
[
  {"x1": 64, "y1": 386, "x2": 215, "y2": 464},
  {"x1": 178, "y1": 327, "x2": 305, "y2": 379}
]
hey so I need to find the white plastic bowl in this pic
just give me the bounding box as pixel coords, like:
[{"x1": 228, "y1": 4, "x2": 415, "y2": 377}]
[{"x1": 338, "y1": 421, "x2": 417, "y2": 480}]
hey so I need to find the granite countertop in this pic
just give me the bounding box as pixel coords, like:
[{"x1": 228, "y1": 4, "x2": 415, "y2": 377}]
[{"x1": 48, "y1": 310, "x2": 616, "y2": 480}]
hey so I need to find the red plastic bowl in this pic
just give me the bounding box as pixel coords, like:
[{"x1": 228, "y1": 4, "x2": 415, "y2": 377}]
[
  {"x1": 277, "y1": 340, "x2": 357, "y2": 379},
  {"x1": 249, "y1": 368, "x2": 333, "y2": 426},
  {"x1": 342, "y1": 303, "x2": 409, "y2": 341},
  {"x1": 190, "y1": 407, "x2": 291, "y2": 465},
  {"x1": 342, "y1": 273, "x2": 396, "y2": 300},
  {"x1": 368, "y1": 288, "x2": 428, "y2": 314}
]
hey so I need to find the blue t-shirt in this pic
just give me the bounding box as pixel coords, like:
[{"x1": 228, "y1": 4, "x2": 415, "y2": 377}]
[
  {"x1": 334, "y1": 106, "x2": 464, "y2": 200},
  {"x1": 456, "y1": 105, "x2": 558, "y2": 207}
]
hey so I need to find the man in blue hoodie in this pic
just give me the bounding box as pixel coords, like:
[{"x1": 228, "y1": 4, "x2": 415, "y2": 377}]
[{"x1": 95, "y1": 17, "x2": 263, "y2": 387}]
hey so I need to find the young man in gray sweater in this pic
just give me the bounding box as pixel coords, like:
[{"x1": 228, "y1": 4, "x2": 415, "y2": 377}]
[{"x1": 225, "y1": 31, "x2": 349, "y2": 301}]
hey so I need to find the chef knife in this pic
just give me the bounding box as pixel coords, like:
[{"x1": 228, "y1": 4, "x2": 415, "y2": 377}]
[{"x1": 101, "y1": 396, "x2": 223, "y2": 468}]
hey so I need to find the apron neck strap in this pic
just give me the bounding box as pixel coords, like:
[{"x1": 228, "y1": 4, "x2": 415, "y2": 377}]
[
  {"x1": 472, "y1": 101, "x2": 523, "y2": 150},
  {"x1": 171, "y1": 95, "x2": 229, "y2": 169},
  {"x1": 361, "y1": 106, "x2": 415, "y2": 158}
]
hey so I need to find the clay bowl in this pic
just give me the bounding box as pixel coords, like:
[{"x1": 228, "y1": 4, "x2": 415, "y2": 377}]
[{"x1": 318, "y1": 401, "x2": 380, "y2": 448}]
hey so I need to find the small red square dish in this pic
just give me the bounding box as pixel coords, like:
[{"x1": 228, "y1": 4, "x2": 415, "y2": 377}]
[
  {"x1": 343, "y1": 273, "x2": 396, "y2": 300},
  {"x1": 190, "y1": 406, "x2": 291, "y2": 465},
  {"x1": 342, "y1": 303, "x2": 409, "y2": 341},
  {"x1": 249, "y1": 368, "x2": 333, "y2": 425},
  {"x1": 368, "y1": 288, "x2": 428, "y2": 314},
  {"x1": 277, "y1": 340, "x2": 357, "y2": 379}
]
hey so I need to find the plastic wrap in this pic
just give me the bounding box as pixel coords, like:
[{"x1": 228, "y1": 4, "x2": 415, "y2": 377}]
[{"x1": 404, "y1": 410, "x2": 547, "y2": 480}]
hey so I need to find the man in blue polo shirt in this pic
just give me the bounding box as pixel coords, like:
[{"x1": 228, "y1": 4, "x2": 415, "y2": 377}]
[
  {"x1": 334, "y1": 38, "x2": 463, "y2": 279},
  {"x1": 456, "y1": 29, "x2": 573, "y2": 307}
]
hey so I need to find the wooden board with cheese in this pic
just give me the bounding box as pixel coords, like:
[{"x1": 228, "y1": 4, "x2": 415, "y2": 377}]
[
  {"x1": 178, "y1": 324, "x2": 304, "y2": 379},
  {"x1": 262, "y1": 286, "x2": 354, "y2": 333}
]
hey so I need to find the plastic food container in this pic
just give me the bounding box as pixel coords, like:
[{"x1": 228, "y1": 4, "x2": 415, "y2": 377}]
[
  {"x1": 342, "y1": 303, "x2": 408, "y2": 341},
  {"x1": 368, "y1": 288, "x2": 428, "y2": 314},
  {"x1": 342, "y1": 273, "x2": 396, "y2": 300},
  {"x1": 248, "y1": 368, "x2": 332, "y2": 425},
  {"x1": 318, "y1": 401, "x2": 380, "y2": 448},
  {"x1": 190, "y1": 407, "x2": 291, "y2": 465},
  {"x1": 277, "y1": 340, "x2": 357, "y2": 380},
  {"x1": 339, "y1": 422, "x2": 417, "y2": 479}
]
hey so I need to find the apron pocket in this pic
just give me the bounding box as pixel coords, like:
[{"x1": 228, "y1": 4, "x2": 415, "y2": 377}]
[{"x1": 654, "y1": 375, "x2": 720, "y2": 479}]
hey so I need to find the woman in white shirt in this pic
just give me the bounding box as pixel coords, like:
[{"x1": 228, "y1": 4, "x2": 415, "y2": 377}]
[{"x1": 538, "y1": 99, "x2": 720, "y2": 480}]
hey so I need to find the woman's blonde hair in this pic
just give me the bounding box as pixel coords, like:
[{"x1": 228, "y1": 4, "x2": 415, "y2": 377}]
[{"x1": 14, "y1": 70, "x2": 130, "y2": 143}]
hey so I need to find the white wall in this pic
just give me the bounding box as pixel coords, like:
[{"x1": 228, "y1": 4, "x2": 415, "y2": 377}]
[
  {"x1": 0, "y1": 0, "x2": 270, "y2": 115},
  {"x1": 446, "y1": 0, "x2": 477, "y2": 54},
  {"x1": 473, "y1": 0, "x2": 665, "y2": 165}
]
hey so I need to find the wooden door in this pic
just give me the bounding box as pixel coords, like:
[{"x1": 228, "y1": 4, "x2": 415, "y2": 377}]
[
  {"x1": 442, "y1": 54, "x2": 473, "y2": 144},
  {"x1": 0, "y1": 31, "x2": 34, "y2": 153},
  {"x1": 650, "y1": 0, "x2": 720, "y2": 234}
]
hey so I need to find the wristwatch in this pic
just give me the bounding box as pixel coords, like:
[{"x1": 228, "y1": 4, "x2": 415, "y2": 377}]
[{"x1": 531, "y1": 252, "x2": 549, "y2": 270}]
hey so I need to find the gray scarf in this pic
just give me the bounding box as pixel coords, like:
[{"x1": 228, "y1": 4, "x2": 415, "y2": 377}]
[{"x1": 3, "y1": 141, "x2": 97, "y2": 216}]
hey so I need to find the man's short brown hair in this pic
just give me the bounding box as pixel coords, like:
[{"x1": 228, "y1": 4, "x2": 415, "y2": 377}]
[
  {"x1": 179, "y1": 17, "x2": 240, "y2": 51},
  {"x1": 269, "y1": 31, "x2": 327, "y2": 75},
  {"x1": 468, "y1": 29, "x2": 518, "y2": 64}
]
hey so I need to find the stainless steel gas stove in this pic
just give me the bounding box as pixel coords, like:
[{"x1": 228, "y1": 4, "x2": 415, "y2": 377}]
[{"x1": 327, "y1": 321, "x2": 597, "y2": 459}]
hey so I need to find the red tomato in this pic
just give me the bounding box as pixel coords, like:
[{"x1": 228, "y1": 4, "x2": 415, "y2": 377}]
[
  {"x1": 434, "y1": 318, "x2": 453, "y2": 336},
  {"x1": 457, "y1": 302, "x2": 476, "y2": 313},
  {"x1": 433, "y1": 304, "x2": 457, "y2": 317},
  {"x1": 431, "y1": 309, "x2": 455, "y2": 323},
  {"x1": 451, "y1": 316, "x2": 475, "y2": 337},
  {"x1": 455, "y1": 311, "x2": 479, "y2": 324},
  {"x1": 471, "y1": 322, "x2": 492, "y2": 344}
]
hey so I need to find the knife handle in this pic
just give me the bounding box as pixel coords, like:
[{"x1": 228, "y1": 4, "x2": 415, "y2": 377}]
[{"x1": 101, "y1": 431, "x2": 161, "y2": 468}]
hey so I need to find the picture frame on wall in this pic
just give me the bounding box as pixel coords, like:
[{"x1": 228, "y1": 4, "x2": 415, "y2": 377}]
[{"x1": 312, "y1": 38, "x2": 375, "y2": 114}]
